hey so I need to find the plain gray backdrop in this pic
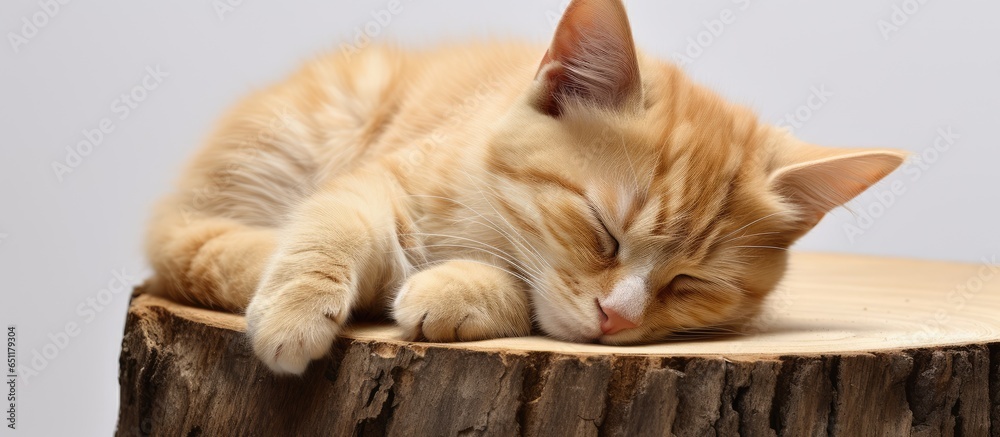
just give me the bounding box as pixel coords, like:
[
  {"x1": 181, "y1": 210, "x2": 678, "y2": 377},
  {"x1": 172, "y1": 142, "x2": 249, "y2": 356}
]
[{"x1": 1, "y1": 1, "x2": 997, "y2": 435}]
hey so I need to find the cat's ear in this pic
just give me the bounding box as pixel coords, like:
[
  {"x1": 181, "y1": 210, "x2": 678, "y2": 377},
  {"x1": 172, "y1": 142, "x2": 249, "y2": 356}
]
[
  {"x1": 768, "y1": 145, "x2": 907, "y2": 228},
  {"x1": 532, "y1": 0, "x2": 642, "y2": 116}
]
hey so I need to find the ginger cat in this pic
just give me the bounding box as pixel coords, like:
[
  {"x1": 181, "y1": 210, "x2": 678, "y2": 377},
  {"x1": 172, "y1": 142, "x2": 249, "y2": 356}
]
[{"x1": 146, "y1": 0, "x2": 905, "y2": 375}]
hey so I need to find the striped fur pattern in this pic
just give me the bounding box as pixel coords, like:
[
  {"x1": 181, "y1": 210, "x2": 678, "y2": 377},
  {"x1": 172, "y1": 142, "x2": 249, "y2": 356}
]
[{"x1": 146, "y1": 0, "x2": 905, "y2": 374}]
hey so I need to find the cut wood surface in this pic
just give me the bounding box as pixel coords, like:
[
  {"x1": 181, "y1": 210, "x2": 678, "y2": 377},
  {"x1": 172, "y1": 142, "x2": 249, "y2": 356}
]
[{"x1": 117, "y1": 252, "x2": 1000, "y2": 436}]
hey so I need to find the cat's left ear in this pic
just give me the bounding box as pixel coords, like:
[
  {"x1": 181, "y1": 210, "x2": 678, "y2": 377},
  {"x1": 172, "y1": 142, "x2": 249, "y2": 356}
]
[
  {"x1": 533, "y1": 0, "x2": 642, "y2": 116},
  {"x1": 768, "y1": 145, "x2": 908, "y2": 228}
]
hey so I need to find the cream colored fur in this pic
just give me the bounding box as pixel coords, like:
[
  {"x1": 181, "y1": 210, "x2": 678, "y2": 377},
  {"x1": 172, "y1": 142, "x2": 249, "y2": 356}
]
[{"x1": 146, "y1": 0, "x2": 905, "y2": 374}]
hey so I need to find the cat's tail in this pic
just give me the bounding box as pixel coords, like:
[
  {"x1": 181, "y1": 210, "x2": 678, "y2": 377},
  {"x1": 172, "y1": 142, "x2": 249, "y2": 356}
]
[{"x1": 145, "y1": 195, "x2": 277, "y2": 312}]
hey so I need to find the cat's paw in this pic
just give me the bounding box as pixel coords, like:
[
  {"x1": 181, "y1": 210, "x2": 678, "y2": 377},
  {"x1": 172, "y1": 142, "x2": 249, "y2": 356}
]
[
  {"x1": 392, "y1": 261, "x2": 531, "y2": 342},
  {"x1": 245, "y1": 279, "x2": 348, "y2": 375}
]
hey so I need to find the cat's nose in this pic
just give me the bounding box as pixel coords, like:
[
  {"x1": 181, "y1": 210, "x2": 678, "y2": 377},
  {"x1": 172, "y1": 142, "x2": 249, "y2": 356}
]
[{"x1": 598, "y1": 303, "x2": 639, "y2": 335}]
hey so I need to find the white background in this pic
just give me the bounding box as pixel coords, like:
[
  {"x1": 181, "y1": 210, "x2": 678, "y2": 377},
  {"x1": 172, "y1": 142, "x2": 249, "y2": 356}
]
[{"x1": 1, "y1": 1, "x2": 997, "y2": 435}]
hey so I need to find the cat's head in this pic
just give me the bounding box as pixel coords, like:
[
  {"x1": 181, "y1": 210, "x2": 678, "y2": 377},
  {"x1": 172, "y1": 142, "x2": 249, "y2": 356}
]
[{"x1": 486, "y1": 0, "x2": 905, "y2": 343}]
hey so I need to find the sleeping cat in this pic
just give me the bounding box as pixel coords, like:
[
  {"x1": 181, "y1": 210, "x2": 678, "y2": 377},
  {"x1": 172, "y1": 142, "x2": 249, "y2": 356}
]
[{"x1": 146, "y1": 0, "x2": 905, "y2": 375}]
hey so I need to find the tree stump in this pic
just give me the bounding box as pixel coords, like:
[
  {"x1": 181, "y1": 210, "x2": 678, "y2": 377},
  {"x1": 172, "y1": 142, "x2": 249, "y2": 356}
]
[{"x1": 116, "y1": 253, "x2": 1000, "y2": 436}]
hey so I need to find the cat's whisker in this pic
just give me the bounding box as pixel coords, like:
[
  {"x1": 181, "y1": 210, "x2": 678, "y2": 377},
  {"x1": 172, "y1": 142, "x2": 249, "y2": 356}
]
[
  {"x1": 475, "y1": 206, "x2": 553, "y2": 276},
  {"x1": 671, "y1": 320, "x2": 758, "y2": 337},
  {"x1": 441, "y1": 214, "x2": 551, "y2": 278},
  {"x1": 717, "y1": 231, "x2": 783, "y2": 247},
  {"x1": 715, "y1": 256, "x2": 753, "y2": 267},
  {"x1": 407, "y1": 257, "x2": 545, "y2": 294},
  {"x1": 717, "y1": 211, "x2": 786, "y2": 242},
  {"x1": 459, "y1": 261, "x2": 542, "y2": 291},
  {"x1": 407, "y1": 257, "x2": 557, "y2": 308},
  {"x1": 399, "y1": 241, "x2": 545, "y2": 284},
  {"x1": 734, "y1": 245, "x2": 788, "y2": 252},
  {"x1": 397, "y1": 237, "x2": 547, "y2": 283},
  {"x1": 455, "y1": 169, "x2": 555, "y2": 274},
  {"x1": 614, "y1": 133, "x2": 643, "y2": 194},
  {"x1": 402, "y1": 260, "x2": 553, "y2": 310},
  {"x1": 401, "y1": 192, "x2": 551, "y2": 274}
]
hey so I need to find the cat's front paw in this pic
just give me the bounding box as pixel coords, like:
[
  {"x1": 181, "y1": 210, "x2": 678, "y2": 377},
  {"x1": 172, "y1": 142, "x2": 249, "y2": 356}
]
[
  {"x1": 392, "y1": 261, "x2": 531, "y2": 342},
  {"x1": 245, "y1": 279, "x2": 348, "y2": 375}
]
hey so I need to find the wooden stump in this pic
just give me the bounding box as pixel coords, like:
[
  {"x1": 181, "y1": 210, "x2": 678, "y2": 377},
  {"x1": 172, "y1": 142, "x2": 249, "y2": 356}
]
[{"x1": 116, "y1": 253, "x2": 1000, "y2": 436}]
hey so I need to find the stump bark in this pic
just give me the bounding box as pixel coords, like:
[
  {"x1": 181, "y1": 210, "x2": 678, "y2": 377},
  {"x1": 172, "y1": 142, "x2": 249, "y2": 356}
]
[{"x1": 116, "y1": 253, "x2": 1000, "y2": 436}]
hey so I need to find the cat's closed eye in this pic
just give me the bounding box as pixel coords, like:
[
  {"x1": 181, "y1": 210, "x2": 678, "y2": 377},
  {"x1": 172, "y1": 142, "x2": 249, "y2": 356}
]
[
  {"x1": 589, "y1": 206, "x2": 619, "y2": 258},
  {"x1": 657, "y1": 274, "x2": 702, "y2": 301}
]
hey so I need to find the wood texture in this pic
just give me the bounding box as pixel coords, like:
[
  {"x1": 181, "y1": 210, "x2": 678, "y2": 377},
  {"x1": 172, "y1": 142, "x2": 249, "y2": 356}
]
[{"x1": 116, "y1": 253, "x2": 1000, "y2": 436}]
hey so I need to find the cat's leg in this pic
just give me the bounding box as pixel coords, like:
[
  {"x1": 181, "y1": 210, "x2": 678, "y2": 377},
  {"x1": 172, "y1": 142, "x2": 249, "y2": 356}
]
[
  {"x1": 146, "y1": 204, "x2": 278, "y2": 312},
  {"x1": 246, "y1": 174, "x2": 407, "y2": 375},
  {"x1": 392, "y1": 260, "x2": 532, "y2": 342}
]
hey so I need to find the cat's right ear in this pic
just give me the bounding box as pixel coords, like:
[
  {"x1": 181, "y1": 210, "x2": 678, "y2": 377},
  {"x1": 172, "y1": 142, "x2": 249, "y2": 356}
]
[
  {"x1": 768, "y1": 145, "x2": 907, "y2": 229},
  {"x1": 532, "y1": 0, "x2": 642, "y2": 117}
]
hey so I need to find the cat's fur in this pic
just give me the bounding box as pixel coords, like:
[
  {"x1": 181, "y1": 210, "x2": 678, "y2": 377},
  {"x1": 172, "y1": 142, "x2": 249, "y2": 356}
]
[{"x1": 146, "y1": 0, "x2": 905, "y2": 375}]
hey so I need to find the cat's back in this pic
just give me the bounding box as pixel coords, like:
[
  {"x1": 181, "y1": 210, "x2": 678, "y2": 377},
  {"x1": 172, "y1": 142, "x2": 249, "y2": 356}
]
[
  {"x1": 299, "y1": 41, "x2": 543, "y2": 146},
  {"x1": 238, "y1": 41, "x2": 543, "y2": 171},
  {"x1": 171, "y1": 42, "x2": 542, "y2": 226}
]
